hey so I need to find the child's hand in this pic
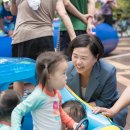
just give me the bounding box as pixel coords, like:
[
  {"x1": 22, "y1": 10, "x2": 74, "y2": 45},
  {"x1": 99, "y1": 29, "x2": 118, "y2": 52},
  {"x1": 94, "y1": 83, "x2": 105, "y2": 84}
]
[
  {"x1": 73, "y1": 123, "x2": 85, "y2": 130},
  {"x1": 77, "y1": 125, "x2": 84, "y2": 130}
]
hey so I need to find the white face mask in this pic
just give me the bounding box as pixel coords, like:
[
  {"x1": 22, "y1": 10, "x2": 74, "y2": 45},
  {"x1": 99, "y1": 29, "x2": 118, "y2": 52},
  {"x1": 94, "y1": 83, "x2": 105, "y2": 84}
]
[{"x1": 27, "y1": 0, "x2": 41, "y2": 10}]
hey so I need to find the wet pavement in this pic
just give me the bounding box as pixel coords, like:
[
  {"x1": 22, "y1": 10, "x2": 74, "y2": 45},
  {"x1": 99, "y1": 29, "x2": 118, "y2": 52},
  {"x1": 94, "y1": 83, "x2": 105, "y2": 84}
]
[{"x1": 104, "y1": 37, "x2": 130, "y2": 130}]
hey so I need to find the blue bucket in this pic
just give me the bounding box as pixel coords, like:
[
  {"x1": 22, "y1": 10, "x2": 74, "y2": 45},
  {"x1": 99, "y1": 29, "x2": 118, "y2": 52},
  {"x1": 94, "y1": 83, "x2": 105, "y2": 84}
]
[{"x1": 0, "y1": 36, "x2": 12, "y2": 57}]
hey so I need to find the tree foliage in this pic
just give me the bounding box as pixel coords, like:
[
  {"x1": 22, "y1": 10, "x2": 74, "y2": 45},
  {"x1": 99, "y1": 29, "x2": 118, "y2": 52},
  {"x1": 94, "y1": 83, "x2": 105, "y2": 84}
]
[
  {"x1": 96, "y1": 0, "x2": 130, "y2": 19},
  {"x1": 115, "y1": 0, "x2": 130, "y2": 18}
]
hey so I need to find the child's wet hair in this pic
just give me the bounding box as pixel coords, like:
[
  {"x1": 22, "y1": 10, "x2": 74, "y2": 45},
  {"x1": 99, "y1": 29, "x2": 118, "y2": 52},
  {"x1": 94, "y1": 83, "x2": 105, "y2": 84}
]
[
  {"x1": 62, "y1": 100, "x2": 86, "y2": 122},
  {"x1": 36, "y1": 51, "x2": 67, "y2": 89},
  {"x1": 0, "y1": 90, "x2": 21, "y2": 118}
]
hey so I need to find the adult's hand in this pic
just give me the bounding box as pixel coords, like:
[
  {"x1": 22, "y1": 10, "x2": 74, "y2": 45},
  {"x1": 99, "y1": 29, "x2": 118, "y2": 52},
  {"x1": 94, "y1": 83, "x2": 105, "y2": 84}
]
[
  {"x1": 86, "y1": 16, "x2": 95, "y2": 35},
  {"x1": 92, "y1": 106, "x2": 115, "y2": 117}
]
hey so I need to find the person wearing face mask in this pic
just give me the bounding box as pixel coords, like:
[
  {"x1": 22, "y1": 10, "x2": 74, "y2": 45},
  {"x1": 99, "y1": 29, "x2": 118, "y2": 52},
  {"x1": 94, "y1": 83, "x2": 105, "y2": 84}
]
[{"x1": 66, "y1": 34, "x2": 128, "y2": 128}]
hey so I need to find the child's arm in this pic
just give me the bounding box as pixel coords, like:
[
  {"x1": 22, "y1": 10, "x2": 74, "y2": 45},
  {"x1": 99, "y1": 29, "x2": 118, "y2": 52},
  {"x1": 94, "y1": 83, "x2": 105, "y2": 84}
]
[
  {"x1": 11, "y1": 88, "x2": 46, "y2": 130},
  {"x1": 60, "y1": 107, "x2": 76, "y2": 128},
  {"x1": 57, "y1": 91, "x2": 75, "y2": 129}
]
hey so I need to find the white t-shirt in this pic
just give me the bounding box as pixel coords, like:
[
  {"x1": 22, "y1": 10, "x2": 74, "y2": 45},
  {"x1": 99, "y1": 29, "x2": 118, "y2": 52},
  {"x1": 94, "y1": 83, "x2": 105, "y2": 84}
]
[{"x1": 27, "y1": 0, "x2": 41, "y2": 10}]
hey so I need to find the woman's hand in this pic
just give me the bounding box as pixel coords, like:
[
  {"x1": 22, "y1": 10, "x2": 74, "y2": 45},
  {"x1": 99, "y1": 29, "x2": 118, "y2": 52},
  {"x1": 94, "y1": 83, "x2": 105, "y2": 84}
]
[{"x1": 92, "y1": 106, "x2": 115, "y2": 117}]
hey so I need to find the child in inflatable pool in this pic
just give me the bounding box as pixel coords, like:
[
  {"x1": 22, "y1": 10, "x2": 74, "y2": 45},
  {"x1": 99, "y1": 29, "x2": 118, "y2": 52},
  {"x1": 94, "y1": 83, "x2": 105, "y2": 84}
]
[
  {"x1": 0, "y1": 90, "x2": 21, "y2": 130},
  {"x1": 11, "y1": 52, "x2": 84, "y2": 130},
  {"x1": 62, "y1": 100, "x2": 87, "y2": 130}
]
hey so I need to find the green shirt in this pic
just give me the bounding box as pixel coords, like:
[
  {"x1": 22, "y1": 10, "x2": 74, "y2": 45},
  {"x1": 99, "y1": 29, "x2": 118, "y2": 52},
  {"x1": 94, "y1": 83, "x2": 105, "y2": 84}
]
[{"x1": 60, "y1": 0, "x2": 87, "y2": 31}]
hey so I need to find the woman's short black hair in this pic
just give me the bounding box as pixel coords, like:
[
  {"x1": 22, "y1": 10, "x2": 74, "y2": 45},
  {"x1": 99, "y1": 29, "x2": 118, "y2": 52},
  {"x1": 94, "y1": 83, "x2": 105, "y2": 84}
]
[{"x1": 69, "y1": 34, "x2": 104, "y2": 60}]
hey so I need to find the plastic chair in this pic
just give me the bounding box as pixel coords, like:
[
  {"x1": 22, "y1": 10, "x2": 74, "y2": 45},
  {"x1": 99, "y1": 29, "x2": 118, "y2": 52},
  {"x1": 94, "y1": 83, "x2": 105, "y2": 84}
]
[{"x1": 0, "y1": 36, "x2": 12, "y2": 57}]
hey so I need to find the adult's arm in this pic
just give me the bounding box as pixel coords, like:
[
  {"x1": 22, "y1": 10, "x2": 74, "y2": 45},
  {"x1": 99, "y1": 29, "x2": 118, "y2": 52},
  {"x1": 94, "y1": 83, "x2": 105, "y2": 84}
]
[
  {"x1": 10, "y1": 0, "x2": 17, "y2": 16},
  {"x1": 63, "y1": 0, "x2": 88, "y2": 24},
  {"x1": 110, "y1": 86, "x2": 130, "y2": 116},
  {"x1": 87, "y1": 0, "x2": 96, "y2": 34},
  {"x1": 87, "y1": 0, "x2": 96, "y2": 18},
  {"x1": 63, "y1": 0, "x2": 96, "y2": 34},
  {"x1": 56, "y1": 0, "x2": 76, "y2": 41},
  {"x1": 92, "y1": 86, "x2": 130, "y2": 117}
]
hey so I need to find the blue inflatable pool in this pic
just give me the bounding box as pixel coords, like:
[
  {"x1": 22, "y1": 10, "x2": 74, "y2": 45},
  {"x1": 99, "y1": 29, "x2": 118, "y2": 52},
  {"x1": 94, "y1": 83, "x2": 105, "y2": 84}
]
[
  {"x1": 0, "y1": 36, "x2": 12, "y2": 57},
  {"x1": 0, "y1": 57, "x2": 36, "y2": 90},
  {"x1": 0, "y1": 58, "x2": 122, "y2": 130}
]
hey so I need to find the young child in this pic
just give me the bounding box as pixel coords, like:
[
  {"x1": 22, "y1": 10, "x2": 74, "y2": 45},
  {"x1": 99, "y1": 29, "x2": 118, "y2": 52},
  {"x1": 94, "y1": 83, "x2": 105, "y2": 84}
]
[
  {"x1": 62, "y1": 100, "x2": 87, "y2": 130},
  {"x1": 0, "y1": 0, "x2": 16, "y2": 36},
  {"x1": 0, "y1": 90, "x2": 21, "y2": 130},
  {"x1": 11, "y1": 52, "x2": 83, "y2": 130}
]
